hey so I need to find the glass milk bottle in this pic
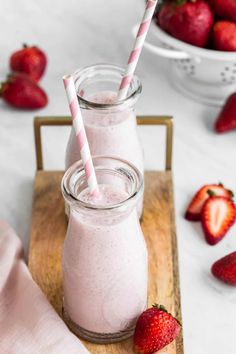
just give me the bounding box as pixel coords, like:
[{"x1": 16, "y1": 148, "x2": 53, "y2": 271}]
[
  {"x1": 65, "y1": 64, "x2": 144, "y2": 216},
  {"x1": 61, "y1": 156, "x2": 148, "y2": 344}
]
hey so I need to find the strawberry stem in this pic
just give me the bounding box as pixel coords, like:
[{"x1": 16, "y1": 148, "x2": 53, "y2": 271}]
[
  {"x1": 175, "y1": 0, "x2": 186, "y2": 5},
  {"x1": 175, "y1": 0, "x2": 196, "y2": 4},
  {"x1": 207, "y1": 189, "x2": 216, "y2": 197},
  {"x1": 229, "y1": 190, "x2": 234, "y2": 198},
  {"x1": 218, "y1": 183, "x2": 234, "y2": 198},
  {"x1": 0, "y1": 82, "x2": 3, "y2": 97},
  {"x1": 0, "y1": 79, "x2": 7, "y2": 97}
]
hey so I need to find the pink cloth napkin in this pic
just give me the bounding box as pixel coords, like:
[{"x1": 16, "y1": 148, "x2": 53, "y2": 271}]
[{"x1": 0, "y1": 220, "x2": 90, "y2": 354}]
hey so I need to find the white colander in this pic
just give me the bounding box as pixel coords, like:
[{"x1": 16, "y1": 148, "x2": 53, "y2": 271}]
[{"x1": 134, "y1": 22, "x2": 236, "y2": 106}]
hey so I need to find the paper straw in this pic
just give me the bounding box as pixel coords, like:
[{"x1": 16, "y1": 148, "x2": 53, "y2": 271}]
[
  {"x1": 117, "y1": 0, "x2": 158, "y2": 100},
  {"x1": 63, "y1": 75, "x2": 99, "y2": 197}
]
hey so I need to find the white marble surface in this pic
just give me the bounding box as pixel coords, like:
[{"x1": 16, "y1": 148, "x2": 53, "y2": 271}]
[{"x1": 1, "y1": 1, "x2": 236, "y2": 353}]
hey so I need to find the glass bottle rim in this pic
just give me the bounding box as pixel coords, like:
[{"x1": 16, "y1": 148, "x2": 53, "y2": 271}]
[
  {"x1": 72, "y1": 63, "x2": 142, "y2": 110},
  {"x1": 62, "y1": 155, "x2": 143, "y2": 212}
]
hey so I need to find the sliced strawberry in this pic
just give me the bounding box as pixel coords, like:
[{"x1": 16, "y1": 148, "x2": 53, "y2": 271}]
[
  {"x1": 201, "y1": 196, "x2": 236, "y2": 245},
  {"x1": 211, "y1": 251, "x2": 236, "y2": 286},
  {"x1": 185, "y1": 184, "x2": 233, "y2": 221}
]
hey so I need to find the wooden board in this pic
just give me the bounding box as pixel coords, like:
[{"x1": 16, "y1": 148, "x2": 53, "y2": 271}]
[{"x1": 28, "y1": 170, "x2": 183, "y2": 354}]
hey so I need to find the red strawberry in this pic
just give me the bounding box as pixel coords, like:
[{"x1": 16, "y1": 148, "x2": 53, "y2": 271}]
[
  {"x1": 133, "y1": 304, "x2": 181, "y2": 354},
  {"x1": 211, "y1": 251, "x2": 236, "y2": 285},
  {"x1": 215, "y1": 93, "x2": 236, "y2": 133},
  {"x1": 201, "y1": 195, "x2": 236, "y2": 245},
  {"x1": 157, "y1": 0, "x2": 214, "y2": 48},
  {"x1": 0, "y1": 73, "x2": 48, "y2": 109},
  {"x1": 10, "y1": 44, "x2": 47, "y2": 82},
  {"x1": 185, "y1": 184, "x2": 233, "y2": 221},
  {"x1": 208, "y1": 0, "x2": 236, "y2": 22},
  {"x1": 212, "y1": 21, "x2": 236, "y2": 51}
]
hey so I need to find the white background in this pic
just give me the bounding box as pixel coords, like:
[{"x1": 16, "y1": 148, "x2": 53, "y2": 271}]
[{"x1": 0, "y1": 1, "x2": 236, "y2": 353}]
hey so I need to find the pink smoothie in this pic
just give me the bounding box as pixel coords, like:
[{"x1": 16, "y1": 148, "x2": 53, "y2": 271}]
[
  {"x1": 65, "y1": 91, "x2": 144, "y2": 175},
  {"x1": 62, "y1": 184, "x2": 148, "y2": 334},
  {"x1": 65, "y1": 91, "x2": 144, "y2": 217}
]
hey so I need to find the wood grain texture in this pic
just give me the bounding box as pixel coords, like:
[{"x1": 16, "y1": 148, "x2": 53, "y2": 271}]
[{"x1": 28, "y1": 170, "x2": 183, "y2": 354}]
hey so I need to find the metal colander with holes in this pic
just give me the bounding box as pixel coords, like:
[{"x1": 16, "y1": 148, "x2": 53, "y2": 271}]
[{"x1": 133, "y1": 22, "x2": 236, "y2": 106}]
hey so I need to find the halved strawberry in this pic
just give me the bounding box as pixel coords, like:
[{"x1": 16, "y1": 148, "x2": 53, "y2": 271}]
[
  {"x1": 185, "y1": 184, "x2": 233, "y2": 221},
  {"x1": 201, "y1": 196, "x2": 236, "y2": 245}
]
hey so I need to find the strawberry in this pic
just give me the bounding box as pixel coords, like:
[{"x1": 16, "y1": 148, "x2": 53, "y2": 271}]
[
  {"x1": 208, "y1": 0, "x2": 236, "y2": 22},
  {"x1": 10, "y1": 44, "x2": 47, "y2": 82},
  {"x1": 211, "y1": 251, "x2": 236, "y2": 285},
  {"x1": 157, "y1": 0, "x2": 214, "y2": 48},
  {"x1": 212, "y1": 21, "x2": 236, "y2": 51},
  {"x1": 0, "y1": 73, "x2": 48, "y2": 109},
  {"x1": 215, "y1": 93, "x2": 236, "y2": 133},
  {"x1": 133, "y1": 304, "x2": 181, "y2": 354},
  {"x1": 201, "y1": 194, "x2": 236, "y2": 245},
  {"x1": 185, "y1": 184, "x2": 233, "y2": 221}
]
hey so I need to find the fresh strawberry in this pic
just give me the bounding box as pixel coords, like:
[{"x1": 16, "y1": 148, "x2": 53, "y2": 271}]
[
  {"x1": 157, "y1": 0, "x2": 214, "y2": 48},
  {"x1": 215, "y1": 93, "x2": 236, "y2": 133},
  {"x1": 0, "y1": 73, "x2": 48, "y2": 109},
  {"x1": 133, "y1": 304, "x2": 181, "y2": 354},
  {"x1": 212, "y1": 21, "x2": 236, "y2": 51},
  {"x1": 185, "y1": 184, "x2": 233, "y2": 221},
  {"x1": 10, "y1": 44, "x2": 47, "y2": 82},
  {"x1": 201, "y1": 195, "x2": 236, "y2": 245},
  {"x1": 211, "y1": 251, "x2": 236, "y2": 285},
  {"x1": 208, "y1": 0, "x2": 236, "y2": 22}
]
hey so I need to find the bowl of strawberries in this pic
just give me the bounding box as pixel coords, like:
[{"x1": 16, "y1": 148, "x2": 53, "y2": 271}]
[{"x1": 139, "y1": 0, "x2": 236, "y2": 106}]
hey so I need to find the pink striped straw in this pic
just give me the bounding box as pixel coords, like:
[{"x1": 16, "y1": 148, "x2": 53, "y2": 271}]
[
  {"x1": 117, "y1": 0, "x2": 158, "y2": 100},
  {"x1": 63, "y1": 75, "x2": 99, "y2": 197}
]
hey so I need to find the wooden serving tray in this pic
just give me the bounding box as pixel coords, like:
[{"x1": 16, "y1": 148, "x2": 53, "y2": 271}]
[{"x1": 29, "y1": 116, "x2": 183, "y2": 354}]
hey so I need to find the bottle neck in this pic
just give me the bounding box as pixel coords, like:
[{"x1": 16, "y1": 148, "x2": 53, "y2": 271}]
[
  {"x1": 72, "y1": 64, "x2": 142, "y2": 112},
  {"x1": 62, "y1": 156, "x2": 143, "y2": 215}
]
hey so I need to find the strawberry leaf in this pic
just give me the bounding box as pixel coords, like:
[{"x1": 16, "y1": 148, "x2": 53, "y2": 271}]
[
  {"x1": 175, "y1": 0, "x2": 186, "y2": 5},
  {"x1": 207, "y1": 189, "x2": 216, "y2": 197},
  {"x1": 152, "y1": 304, "x2": 168, "y2": 312}
]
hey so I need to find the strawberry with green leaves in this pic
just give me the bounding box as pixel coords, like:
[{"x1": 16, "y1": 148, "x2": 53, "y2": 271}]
[
  {"x1": 185, "y1": 183, "x2": 233, "y2": 221},
  {"x1": 133, "y1": 304, "x2": 181, "y2": 354},
  {"x1": 10, "y1": 44, "x2": 47, "y2": 82}
]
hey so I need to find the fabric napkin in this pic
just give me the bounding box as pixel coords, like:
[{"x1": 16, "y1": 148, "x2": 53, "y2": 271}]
[{"x1": 0, "y1": 220, "x2": 90, "y2": 354}]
